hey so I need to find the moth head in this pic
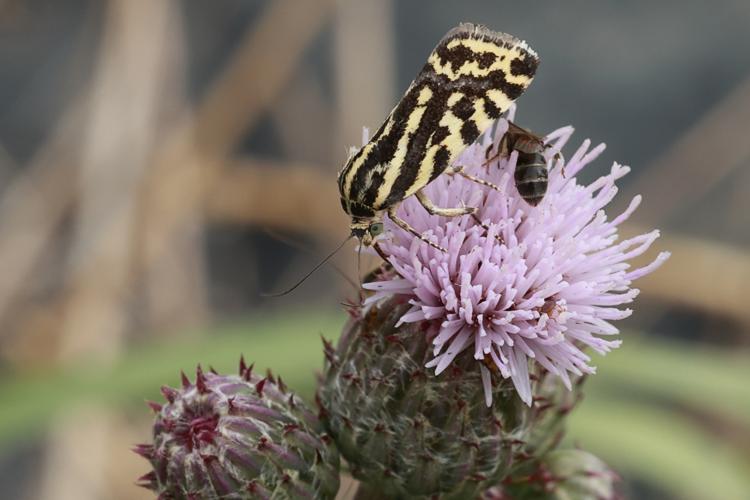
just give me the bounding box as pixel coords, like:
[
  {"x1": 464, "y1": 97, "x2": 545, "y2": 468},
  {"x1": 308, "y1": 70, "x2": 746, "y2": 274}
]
[{"x1": 350, "y1": 217, "x2": 384, "y2": 246}]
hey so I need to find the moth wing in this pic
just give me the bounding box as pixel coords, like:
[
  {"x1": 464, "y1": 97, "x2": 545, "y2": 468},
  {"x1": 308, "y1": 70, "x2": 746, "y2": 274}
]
[
  {"x1": 341, "y1": 24, "x2": 539, "y2": 211},
  {"x1": 403, "y1": 24, "x2": 540, "y2": 197}
]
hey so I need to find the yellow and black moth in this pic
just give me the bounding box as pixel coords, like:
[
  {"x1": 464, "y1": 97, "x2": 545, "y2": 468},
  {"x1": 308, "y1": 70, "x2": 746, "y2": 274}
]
[{"x1": 337, "y1": 23, "x2": 539, "y2": 251}]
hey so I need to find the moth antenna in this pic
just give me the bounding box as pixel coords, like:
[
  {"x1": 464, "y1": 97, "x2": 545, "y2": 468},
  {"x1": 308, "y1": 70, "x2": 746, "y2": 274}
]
[
  {"x1": 262, "y1": 228, "x2": 359, "y2": 292},
  {"x1": 261, "y1": 235, "x2": 353, "y2": 297},
  {"x1": 356, "y1": 240, "x2": 363, "y2": 303}
]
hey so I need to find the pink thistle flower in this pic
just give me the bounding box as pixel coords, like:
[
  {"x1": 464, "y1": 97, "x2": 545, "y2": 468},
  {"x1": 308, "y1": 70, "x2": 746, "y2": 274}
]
[{"x1": 363, "y1": 107, "x2": 670, "y2": 406}]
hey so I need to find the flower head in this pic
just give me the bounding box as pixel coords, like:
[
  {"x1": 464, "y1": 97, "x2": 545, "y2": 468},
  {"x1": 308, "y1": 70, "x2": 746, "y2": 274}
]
[
  {"x1": 364, "y1": 107, "x2": 669, "y2": 406},
  {"x1": 318, "y1": 296, "x2": 582, "y2": 498},
  {"x1": 135, "y1": 362, "x2": 340, "y2": 499}
]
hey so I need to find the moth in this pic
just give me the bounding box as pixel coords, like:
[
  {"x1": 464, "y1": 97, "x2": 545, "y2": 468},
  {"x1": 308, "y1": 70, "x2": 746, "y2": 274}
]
[{"x1": 337, "y1": 23, "x2": 539, "y2": 251}]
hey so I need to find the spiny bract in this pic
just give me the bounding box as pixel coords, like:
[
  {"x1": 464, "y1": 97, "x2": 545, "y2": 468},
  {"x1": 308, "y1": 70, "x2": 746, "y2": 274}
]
[
  {"x1": 318, "y1": 293, "x2": 582, "y2": 499},
  {"x1": 485, "y1": 448, "x2": 618, "y2": 499}
]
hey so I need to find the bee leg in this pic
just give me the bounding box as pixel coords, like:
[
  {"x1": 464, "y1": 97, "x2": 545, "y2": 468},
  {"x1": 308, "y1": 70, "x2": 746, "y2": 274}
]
[
  {"x1": 387, "y1": 205, "x2": 447, "y2": 252},
  {"x1": 415, "y1": 189, "x2": 476, "y2": 217},
  {"x1": 446, "y1": 165, "x2": 502, "y2": 192},
  {"x1": 484, "y1": 135, "x2": 508, "y2": 167},
  {"x1": 483, "y1": 151, "x2": 502, "y2": 167},
  {"x1": 544, "y1": 147, "x2": 564, "y2": 177},
  {"x1": 551, "y1": 153, "x2": 565, "y2": 178},
  {"x1": 484, "y1": 142, "x2": 495, "y2": 161},
  {"x1": 558, "y1": 155, "x2": 566, "y2": 178}
]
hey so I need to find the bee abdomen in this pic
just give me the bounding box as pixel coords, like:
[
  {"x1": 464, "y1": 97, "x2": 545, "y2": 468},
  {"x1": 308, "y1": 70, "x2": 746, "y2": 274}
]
[{"x1": 514, "y1": 154, "x2": 548, "y2": 206}]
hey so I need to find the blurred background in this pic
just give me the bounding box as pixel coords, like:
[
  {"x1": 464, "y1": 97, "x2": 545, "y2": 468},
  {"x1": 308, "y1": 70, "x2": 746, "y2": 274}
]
[{"x1": 0, "y1": 0, "x2": 748, "y2": 498}]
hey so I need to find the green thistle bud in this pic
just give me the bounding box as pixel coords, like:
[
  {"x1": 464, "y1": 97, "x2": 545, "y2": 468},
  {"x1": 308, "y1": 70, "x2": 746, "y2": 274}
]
[
  {"x1": 543, "y1": 449, "x2": 618, "y2": 500},
  {"x1": 318, "y1": 296, "x2": 582, "y2": 498},
  {"x1": 135, "y1": 360, "x2": 340, "y2": 499},
  {"x1": 493, "y1": 449, "x2": 618, "y2": 500}
]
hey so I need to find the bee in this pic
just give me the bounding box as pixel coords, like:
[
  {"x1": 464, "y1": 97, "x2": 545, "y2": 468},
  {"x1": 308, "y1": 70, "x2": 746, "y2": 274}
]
[
  {"x1": 337, "y1": 23, "x2": 539, "y2": 251},
  {"x1": 498, "y1": 121, "x2": 555, "y2": 206}
]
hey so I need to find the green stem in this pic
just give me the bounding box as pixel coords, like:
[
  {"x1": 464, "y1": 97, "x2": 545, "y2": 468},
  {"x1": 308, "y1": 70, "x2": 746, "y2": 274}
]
[{"x1": 353, "y1": 482, "x2": 389, "y2": 500}]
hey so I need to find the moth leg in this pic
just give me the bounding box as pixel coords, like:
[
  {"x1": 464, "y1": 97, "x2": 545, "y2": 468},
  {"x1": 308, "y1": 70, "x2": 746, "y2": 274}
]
[
  {"x1": 415, "y1": 189, "x2": 476, "y2": 217},
  {"x1": 470, "y1": 213, "x2": 505, "y2": 244},
  {"x1": 447, "y1": 165, "x2": 502, "y2": 192},
  {"x1": 387, "y1": 205, "x2": 447, "y2": 252}
]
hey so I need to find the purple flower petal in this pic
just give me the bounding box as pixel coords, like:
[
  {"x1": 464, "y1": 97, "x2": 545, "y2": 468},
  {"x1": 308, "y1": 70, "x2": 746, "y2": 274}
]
[{"x1": 369, "y1": 113, "x2": 668, "y2": 406}]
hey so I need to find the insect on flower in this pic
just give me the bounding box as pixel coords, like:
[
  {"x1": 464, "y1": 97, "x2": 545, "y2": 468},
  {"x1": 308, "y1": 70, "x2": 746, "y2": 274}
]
[
  {"x1": 495, "y1": 121, "x2": 559, "y2": 206},
  {"x1": 362, "y1": 115, "x2": 671, "y2": 406},
  {"x1": 264, "y1": 23, "x2": 539, "y2": 296},
  {"x1": 338, "y1": 22, "x2": 539, "y2": 251}
]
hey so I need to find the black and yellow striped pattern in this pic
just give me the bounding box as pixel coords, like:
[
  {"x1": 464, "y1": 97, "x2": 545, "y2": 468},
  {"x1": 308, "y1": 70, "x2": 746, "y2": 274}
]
[{"x1": 338, "y1": 23, "x2": 539, "y2": 229}]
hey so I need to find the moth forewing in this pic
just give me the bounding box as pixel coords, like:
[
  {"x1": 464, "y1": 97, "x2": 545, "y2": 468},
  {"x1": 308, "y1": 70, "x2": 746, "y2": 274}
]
[{"x1": 337, "y1": 23, "x2": 539, "y2": 249}]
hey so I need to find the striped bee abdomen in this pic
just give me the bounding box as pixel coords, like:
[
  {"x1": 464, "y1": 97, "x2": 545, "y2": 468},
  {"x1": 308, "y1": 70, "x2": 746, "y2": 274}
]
[
  {"x1": 499, "y1": 121, "x2": 552, "y2": 207},
  {"x1": 514, "y1": 152, "x2": 548, "y2": 206}
]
